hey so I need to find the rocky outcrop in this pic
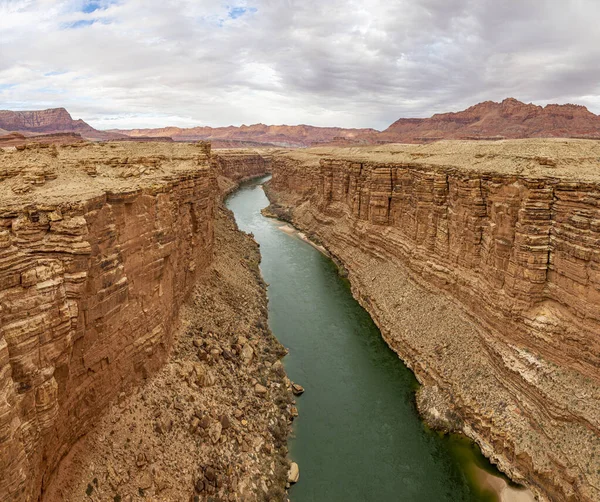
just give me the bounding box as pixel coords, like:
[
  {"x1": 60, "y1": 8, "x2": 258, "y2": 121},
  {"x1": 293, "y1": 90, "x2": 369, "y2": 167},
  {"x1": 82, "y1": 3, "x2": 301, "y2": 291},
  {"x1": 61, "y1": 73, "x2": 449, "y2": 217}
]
[
  {"x1": 0, "y1": 108, "x2": 125, "y2": 141},
  {"x1": 0, "y1": 142, "x2": 231, "y2": 501},
  {"x1": 266, "y1": 139, "x2": 600, "y2": 502}
]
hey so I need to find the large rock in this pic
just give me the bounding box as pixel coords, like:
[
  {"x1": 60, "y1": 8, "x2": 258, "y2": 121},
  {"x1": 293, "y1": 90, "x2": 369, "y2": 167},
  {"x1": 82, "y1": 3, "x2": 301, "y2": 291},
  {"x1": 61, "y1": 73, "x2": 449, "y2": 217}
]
[
  {"x1": 287, "y1": 462, "x2": 299, "y2": 484},
  {"x1": 240, "y1": 344, "x2": 254, "y2": 365}
]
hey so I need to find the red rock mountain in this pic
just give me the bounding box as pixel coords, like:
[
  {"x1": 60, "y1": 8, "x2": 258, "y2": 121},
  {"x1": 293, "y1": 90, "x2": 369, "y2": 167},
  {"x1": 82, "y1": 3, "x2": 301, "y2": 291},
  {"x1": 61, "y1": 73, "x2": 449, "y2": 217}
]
[
  {"x1": 0, "y1": 108, "x2": 125, "y2": 141},
  {"x1": 381, "y1": 98, "x2": 600, "y2": 142},
  {"x1": 111, "y1": 123, "x2": 379, "y2": 147},
  {"x1": 112, "y1": 99, "x2": 600, "y2": 146},
  {"x1": 4, "y1": 99, "x2": 600, "y2": 147}
]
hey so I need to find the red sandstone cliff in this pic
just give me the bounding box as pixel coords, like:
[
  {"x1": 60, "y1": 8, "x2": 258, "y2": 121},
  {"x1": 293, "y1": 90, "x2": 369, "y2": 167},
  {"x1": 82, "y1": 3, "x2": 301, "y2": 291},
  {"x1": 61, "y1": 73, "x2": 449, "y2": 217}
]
[
  {"x1": 0, "y1": 142, "x2": 283, "y2": 501},
  {"x1": 266, "y1": 140, "x2": 600, "y2": 502}
]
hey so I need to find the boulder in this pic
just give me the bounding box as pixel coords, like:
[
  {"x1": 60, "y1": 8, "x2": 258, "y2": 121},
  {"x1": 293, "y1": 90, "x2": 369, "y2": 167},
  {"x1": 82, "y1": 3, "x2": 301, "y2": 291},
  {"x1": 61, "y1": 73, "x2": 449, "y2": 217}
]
[{"x1": 287, "y1": 462, "x2": 299, "y2": 484}]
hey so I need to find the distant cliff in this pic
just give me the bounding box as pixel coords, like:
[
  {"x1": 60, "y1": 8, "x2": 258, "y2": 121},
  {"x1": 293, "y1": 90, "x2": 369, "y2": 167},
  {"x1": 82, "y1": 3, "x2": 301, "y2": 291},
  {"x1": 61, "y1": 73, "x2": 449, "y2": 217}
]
[
  {"x1": 111, "y1": 123, "x2": 379, "y2": 147},
  {"x1": 5, "y1": 99, "x2": 600, "y2": 147},
  {"x1": 112, "y1": 98, "x2": 600, "y2": 146},
  {"x1": 0, "y1": 108, "x2": 125, "y2": 141}
]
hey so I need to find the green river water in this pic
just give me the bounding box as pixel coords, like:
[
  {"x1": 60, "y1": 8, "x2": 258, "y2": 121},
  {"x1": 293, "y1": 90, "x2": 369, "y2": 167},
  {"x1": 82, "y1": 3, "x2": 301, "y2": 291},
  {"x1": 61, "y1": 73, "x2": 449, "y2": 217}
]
[{"x1": 226, "y1": 176, "x2": 508, "y2": 502}]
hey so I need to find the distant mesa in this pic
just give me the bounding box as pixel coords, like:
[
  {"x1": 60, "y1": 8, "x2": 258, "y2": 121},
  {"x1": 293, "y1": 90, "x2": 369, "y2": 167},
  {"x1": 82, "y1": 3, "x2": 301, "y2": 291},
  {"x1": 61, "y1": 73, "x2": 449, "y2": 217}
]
[
  {"x1": 109, "y1": 123, "x2": 380, "y2": 148},
  {"x1": 0, "y1": 107, "x2": 125, "y2": 142},
  {"x1": 380, "y1": 98, "x2": 600, "y2": 143},
  {"x1": 2, "y1": 98, "x2": 600, "y2": 148}
]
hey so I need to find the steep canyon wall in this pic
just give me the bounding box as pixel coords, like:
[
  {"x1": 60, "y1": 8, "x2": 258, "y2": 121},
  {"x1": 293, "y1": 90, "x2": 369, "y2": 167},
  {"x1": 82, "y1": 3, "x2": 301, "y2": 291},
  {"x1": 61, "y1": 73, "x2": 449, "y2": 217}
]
[
  {"x1": 0, "y1": 143, "x2": 270, "y2": 501},
  {"x1": 211, "y1": 149, "x2": 273, "y2": 194},
  {"x1": 267, "y1": 140, "x2": 600, "y2": 502}
]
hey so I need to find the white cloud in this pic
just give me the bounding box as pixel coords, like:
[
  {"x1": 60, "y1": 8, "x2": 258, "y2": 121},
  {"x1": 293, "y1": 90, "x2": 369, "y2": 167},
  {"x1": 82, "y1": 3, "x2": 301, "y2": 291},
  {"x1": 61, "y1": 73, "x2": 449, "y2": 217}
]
[{"x1": 1, "y1": 0, "x2": 599, "y2": 129}]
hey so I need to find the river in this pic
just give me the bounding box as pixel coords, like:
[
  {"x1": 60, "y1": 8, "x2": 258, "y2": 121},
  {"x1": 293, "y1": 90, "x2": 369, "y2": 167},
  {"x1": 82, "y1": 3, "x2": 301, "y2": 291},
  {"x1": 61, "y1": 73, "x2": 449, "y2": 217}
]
[{"x1": 226, "y1": 176, "x2": 526, "y2": 502}]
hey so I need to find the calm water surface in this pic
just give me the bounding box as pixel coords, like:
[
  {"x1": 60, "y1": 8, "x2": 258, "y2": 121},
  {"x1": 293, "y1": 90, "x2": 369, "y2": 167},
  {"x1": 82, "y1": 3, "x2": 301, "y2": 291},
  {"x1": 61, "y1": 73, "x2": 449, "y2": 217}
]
[{"x1": 227, "y1": 177, "x2": 501, "y2": 502}]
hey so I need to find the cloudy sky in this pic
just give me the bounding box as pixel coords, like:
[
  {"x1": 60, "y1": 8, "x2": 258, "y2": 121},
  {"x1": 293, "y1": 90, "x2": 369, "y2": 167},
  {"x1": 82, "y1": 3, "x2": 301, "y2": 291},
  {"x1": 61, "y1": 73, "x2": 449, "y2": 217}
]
[{"x1": 1, "y1": 0, "x2": 600, "y2": 130}]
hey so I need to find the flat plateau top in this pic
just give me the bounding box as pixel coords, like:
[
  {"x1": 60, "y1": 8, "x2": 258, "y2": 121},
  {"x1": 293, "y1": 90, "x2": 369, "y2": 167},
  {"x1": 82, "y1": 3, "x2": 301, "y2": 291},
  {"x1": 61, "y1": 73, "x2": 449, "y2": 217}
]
[
  {"x1": 0, "y1": 141, "x2": 211, "y2": 208},
  {"x1": 281, "y1": 138, "x2": 600, "y2": 183}
]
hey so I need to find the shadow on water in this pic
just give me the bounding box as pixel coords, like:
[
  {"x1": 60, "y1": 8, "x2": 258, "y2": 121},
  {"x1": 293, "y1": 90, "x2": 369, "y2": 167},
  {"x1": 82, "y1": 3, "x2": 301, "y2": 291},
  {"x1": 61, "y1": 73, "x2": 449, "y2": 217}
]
[{"x1": 226, "y1": 176, "x2": 525, "y2": 502}]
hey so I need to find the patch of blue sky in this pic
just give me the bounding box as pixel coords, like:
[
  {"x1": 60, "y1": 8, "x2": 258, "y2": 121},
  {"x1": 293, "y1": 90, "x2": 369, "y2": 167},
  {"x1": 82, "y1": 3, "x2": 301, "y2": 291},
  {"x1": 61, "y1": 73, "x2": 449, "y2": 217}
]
[
  {"x1": 0, "y1": 83, "x2": 16, "y2": 90},
  {"x1": 80, "y1": 0, "x2": 118, "y2": 13},
  {"x1": 44, "y1": 71, "x2": 67, "y2": 77},
  {"x1": 82, "y1": 1, "x2": 101, "y2": 13},
  {"x1": 228, "y1": 6, "x2": 257, "y2": 19},
  {"x1": 61, "y1": 17, "x2": 111, "y2": 29}
]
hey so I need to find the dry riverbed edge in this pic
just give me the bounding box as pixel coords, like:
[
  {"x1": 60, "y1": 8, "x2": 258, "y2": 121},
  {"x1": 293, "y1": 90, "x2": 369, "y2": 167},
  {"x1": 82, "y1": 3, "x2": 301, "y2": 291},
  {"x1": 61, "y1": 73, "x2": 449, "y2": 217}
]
[{"x1": 42, "y1": 200, "x2": 296, "y2": 502}]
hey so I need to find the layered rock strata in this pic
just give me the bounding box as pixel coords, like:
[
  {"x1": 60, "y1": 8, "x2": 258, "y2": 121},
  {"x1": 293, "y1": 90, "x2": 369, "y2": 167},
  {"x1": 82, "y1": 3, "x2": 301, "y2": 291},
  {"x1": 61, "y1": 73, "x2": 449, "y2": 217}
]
[
  {"x1": 0, "y1": 142, "x2": 275, "y2": 501},
  {"x1": 266, "y1": 139, "x2": 600, "y2": 502}
]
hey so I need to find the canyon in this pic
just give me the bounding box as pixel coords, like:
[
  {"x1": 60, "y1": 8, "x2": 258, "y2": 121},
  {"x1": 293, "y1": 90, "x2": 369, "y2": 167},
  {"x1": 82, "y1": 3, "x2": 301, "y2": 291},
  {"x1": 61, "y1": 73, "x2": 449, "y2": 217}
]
[
  {"x1": 265, "y1": 139, "x2": 600, "y2": 502},
  {"x1": 0, "y1": 142, "x2": 292, "y2": 501},
  {"x1": 2, "y1": 134, "x2": 600, "y2": 502}
]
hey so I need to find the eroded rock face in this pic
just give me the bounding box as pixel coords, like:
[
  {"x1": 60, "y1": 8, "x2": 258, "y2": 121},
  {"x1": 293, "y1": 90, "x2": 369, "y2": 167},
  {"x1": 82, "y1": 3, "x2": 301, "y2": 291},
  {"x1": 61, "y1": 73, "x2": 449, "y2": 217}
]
[
  {"x1": 211, "y1": 149, "x2": 272, "y2": 183},
  {"x1": 0, "y1": 142, "x2": 216, "y2": 501},
  {"x1": 267, "y1": 139, "x2": 600, "y2": 502}
]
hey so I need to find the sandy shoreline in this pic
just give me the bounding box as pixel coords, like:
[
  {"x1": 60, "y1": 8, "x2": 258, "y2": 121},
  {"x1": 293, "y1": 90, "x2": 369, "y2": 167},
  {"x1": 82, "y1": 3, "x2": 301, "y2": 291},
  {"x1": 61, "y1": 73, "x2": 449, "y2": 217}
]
[
  {"x1": 276, "y1": 224, "x2": 329, "y2": 255},
  {"x1": 474, "y1": 466, "x2": 536, "y2": 502}
]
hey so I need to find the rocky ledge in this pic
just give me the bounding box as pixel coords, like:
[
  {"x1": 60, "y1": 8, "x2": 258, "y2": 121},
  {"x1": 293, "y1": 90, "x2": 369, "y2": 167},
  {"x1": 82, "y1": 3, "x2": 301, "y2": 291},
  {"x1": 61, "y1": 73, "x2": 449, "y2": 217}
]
[{"x1": 265, "y1": 139, "x2": 600, "y2": 502}]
